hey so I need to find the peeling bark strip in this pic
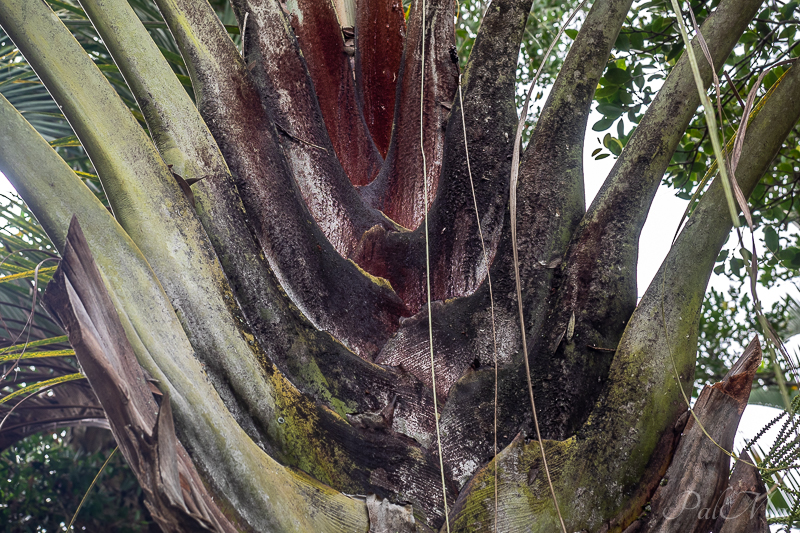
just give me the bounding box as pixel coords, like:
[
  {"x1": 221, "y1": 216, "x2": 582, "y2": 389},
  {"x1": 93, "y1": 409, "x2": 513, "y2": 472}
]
[
  {"x1": 355, "y1": 0, "x2": 405, "y2": 158},
  {"x1": 285, "y1": 0, "x2": 384, "y2": 186},
  {"x1": 232, "y1": 0, "x2": 390, "y2": 257},
  {"x1": 44, "y1": 219, "x2": 238, "y2": 533},
  {"x1": 361, "y1": 0, "x2": 458, "y2": 230},
  {"x1": 639, "y1": 337, "x2": 761, "y2": 533}
]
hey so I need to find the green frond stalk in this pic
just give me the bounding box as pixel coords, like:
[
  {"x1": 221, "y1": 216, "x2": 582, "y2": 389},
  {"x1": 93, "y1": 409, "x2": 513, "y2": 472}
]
[{"x1": 0, "y1": 92, "x2": 370, "y2": 532}]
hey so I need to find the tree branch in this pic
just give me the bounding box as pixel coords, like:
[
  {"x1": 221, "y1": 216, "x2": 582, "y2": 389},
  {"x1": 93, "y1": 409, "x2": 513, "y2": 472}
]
[
  {"x1": 571, "y1": 61, "x2": 800, "y2": 531},
  {"x1": 525, "y1": 0, "x2": 766, "y2": 439},
  {"x1": 0, "y1": 27, "x2": 445, "y2": 521},
  {"x1": 45, "y1": 221, "x2": 240, "y2": 532},
  {"x1": 368, "y1": 0, "x2": 635, "y2": 482},
  {"x1": 423, "y1": 0, "x2": 534, "y2": 302},
  {"x1": 1, "y1": 0, "x2": 324, "y2": 471},
  {"x1": 77, "y1": 0, "x2": 441, "y2": 499},
  {"x1": 442, "y1": 53, "x2": 800, "y2": 533}
]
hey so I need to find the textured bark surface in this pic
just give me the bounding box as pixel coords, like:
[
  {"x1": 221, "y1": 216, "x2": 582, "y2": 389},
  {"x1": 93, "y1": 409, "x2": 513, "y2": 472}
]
[
  {"x1": 0, "y1": 86, "x2": 376, "y2": 532},
  {"x1": 443, "y1": 62, "x2": 800, "y2": 531},
  {"x1": 231, "y1": 0, "x2": 392, "y2": 259},
  {"x1": 1, "y1": 0, "x2": 797, "y2": 530},
  {"x1": 712, "y1": 451, "x2": 769, "y2": 533},
  {"x1": 158, "y1": 0, "x2": 410, "y2": 360},
  {"x1": 352, "y1": 0, "x2": 533, "y2": 311}
]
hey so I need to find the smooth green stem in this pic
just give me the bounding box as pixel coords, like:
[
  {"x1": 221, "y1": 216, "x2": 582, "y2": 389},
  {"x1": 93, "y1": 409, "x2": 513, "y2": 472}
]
[
  {"x1": 78, "y1": 0, "x2": 227, "y2": 185},
  {"x1": 62, "y1": 19, "x2": 242, "y2": 34}
]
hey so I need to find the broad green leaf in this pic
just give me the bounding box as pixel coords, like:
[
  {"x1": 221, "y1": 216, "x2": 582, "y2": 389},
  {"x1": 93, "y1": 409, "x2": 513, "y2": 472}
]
[{"x1": 592, "y1": 116, "x2": 616, "y2": 131}]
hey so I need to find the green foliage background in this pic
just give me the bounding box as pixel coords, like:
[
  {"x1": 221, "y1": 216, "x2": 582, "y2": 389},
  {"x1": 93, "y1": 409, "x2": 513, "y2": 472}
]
[{"x1": 1, "y1": 431, "x2": 154, "y2": 532}]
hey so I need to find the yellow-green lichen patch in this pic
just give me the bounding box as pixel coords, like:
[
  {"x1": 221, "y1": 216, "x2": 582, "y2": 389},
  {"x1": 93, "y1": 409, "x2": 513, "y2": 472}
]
[
  {"x1": 347, "y1": 258, "x2": 396, "y2": 294},
  {"x1": 286, "y1": 332, "x2": 358, "y2": 418},
  {"x1": 270, "y1": 369, "x2": 361, "y2": 492}
]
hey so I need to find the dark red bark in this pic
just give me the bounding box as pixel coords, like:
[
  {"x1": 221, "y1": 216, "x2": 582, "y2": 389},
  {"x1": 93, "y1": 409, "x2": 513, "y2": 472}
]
[
  {"x1": 355, "y1": 0, "x2": 406, "y2": 158},
  {"x1": 360, "y1": 0, "x2": 459, "y2": 230},
  {"x1": 287, "y1": 0, "x2": 384, "y2": 186}
]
